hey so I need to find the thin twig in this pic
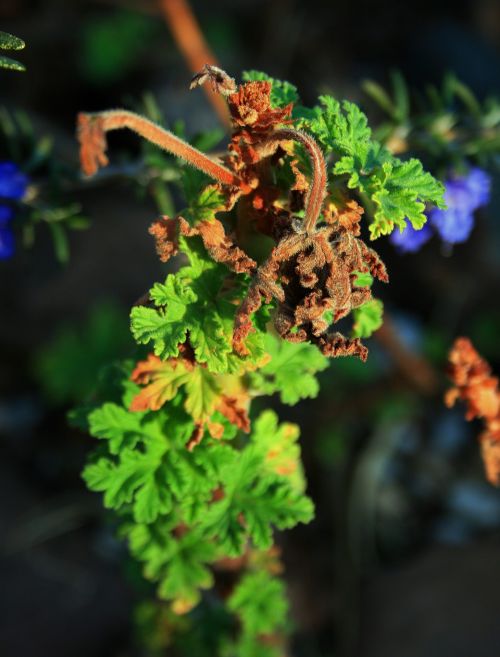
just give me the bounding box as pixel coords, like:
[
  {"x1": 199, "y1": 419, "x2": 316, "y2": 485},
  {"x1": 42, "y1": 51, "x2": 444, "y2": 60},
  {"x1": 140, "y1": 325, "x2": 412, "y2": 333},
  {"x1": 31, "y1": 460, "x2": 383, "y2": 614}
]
[
  {"x1": 263, "y1": 129, "x2": 327, "y2": 232},
  {"x1": 77, "y1": 110, "x2": 249, "y2": 190},
  {"x1": 374, "y1": 313, "x2": 438, "y2": 395},
  {"x1": 159, "y1": 0, "x2": 231, "y2": 128}
]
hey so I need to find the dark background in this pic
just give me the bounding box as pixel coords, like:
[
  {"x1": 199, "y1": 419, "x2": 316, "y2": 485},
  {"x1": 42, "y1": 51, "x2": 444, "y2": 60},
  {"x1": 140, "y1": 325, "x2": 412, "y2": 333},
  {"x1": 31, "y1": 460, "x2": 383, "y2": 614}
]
[{"x1": 1, "y1": 1, "x2": 500, "y2": 656}]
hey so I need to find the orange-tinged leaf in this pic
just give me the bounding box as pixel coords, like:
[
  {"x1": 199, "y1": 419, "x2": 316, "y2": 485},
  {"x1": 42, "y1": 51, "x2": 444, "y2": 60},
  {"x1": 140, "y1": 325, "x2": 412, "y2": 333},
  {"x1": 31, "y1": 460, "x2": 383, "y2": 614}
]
[
  {"x1": 446, "y1": 337, "x2": 500, "y2": 487},
  {"x1": 130, "y1": 353, "x2": 252, "y2": 447},
  {"x1": 77, "y1": 113, "x2": 108, "y2": 177},
  {"x1": 228, "y1": 80, "x2": 293, "y2": 131},
  {"x1": 217, "y1": 395, "x2": 250, "y2": 433},
  {"x1": 129, "y1": 354, "x2": 192, "y2": 412},
  {"x1": 149, "y1": 216, "x2": 180, "y2": 263},
  {"x1": 179, "y1": 216, "x2": 256, "y2": 274},
  {"x1": 481, "y1": 436, "x2": 500, "y2": 486}
]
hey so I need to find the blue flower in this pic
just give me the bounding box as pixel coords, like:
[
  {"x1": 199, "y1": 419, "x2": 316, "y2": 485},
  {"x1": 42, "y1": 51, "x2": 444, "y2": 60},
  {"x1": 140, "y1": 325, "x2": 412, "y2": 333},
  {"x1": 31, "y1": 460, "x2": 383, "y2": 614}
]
[
  {"x1": 0, "y1": 204, "x2": 13, "y2": 223},
  {"x1": 0, "y1": 161, "x2": 28, "y2": 201},
  {"x1": 391, "y1": 166, "x2": 492, "y2": 252},
  {"x1": 0, "y1": 224, "x2": 14, "y2": 260},
  {"x1": 464, "y1": 167, "x2": 491, "y2": 208},
  {"x1": 428, "y1": 167, "x2": 491, "y2": 245},
  {"x1": 389, "y1": 220, "x2": 433, "y2": 252},
  {"x1": 0, "y1": 161, "x2": 29, "y2": 261}
]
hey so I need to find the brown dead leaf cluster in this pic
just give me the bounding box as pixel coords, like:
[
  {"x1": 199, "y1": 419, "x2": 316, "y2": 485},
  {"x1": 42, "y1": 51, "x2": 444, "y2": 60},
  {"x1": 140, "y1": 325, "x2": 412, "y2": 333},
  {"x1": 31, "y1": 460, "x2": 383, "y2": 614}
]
[
  {"x1": 144, "y1": 72, "x2": 389, "y2": 361},
  {"x1": 233, "y1": 201, "x2": 388, "y2": 360},
  {"x1": 149, "y1": 210, "x2": 256, "y2": 274},
  {"x1": 78, "y1": 114, "x2": 108, "y2": 177},
  {"x1": 445, "y1": 337, "x2": 500, "y2": 485}
]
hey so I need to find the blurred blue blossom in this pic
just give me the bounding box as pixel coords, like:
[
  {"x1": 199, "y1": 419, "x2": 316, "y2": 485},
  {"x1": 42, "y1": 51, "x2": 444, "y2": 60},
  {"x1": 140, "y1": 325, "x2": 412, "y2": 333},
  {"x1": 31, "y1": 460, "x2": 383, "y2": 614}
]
[
  {"x1": 0, "y1": 161, "x2": 28, "y2": 200},
  {"x1": 0, "y1": 223, "x2": 15, "y2": 260},
  {"x1": 0, "y1": 161, "x2": 29, "y2": 261},
  {"x1": 389, "y1": 221, "x2": 433, "y2": 253},
  {"x1": 390, "y1": 166, "x2": 492, "y2": 252}
]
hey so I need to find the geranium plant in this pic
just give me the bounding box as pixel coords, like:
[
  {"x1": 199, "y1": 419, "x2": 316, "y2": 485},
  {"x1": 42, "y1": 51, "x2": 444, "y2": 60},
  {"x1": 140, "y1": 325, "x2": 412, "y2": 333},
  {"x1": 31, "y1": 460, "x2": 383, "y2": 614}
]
[{"x1": 75, "y1": 67, "x2": 445, "y2": 655}]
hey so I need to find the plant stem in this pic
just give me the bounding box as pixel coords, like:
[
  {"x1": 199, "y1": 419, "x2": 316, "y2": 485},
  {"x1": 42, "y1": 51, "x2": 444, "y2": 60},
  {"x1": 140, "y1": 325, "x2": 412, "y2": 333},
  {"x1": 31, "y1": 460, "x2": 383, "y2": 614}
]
[
  {"x1": 269, "y1": 129, "x2": 327, "y2": 232},
  {"x1": 79, "y1": 110, "x2": 248, "y2": 189},
  {"x1": 159, "y1": 0, "x2": 231, "y2": 128},
  {"x1": 374, "y1": 313, "x2": 438, "y2": 394}
]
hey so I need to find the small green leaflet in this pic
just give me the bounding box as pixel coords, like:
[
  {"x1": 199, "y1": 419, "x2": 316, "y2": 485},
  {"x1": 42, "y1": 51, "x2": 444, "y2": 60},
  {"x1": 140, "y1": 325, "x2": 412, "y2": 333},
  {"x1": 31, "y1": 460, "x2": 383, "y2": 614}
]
[
  {"x1": 353, "y1": 270, "x2": 374, "y2": 287},
  {"x1": 183, "y1": 184, "x2": 226, "y2": 223},
  {"x1": 250, "y1": 410, "x2": 305, "y2": 492},
  {"x1": 199, "y1": 412, "x2": 314, "y2": 556},
  {"x1": 301, "y1": 95, "x2": 445, "y2": 239},
  {"x1": 352, "y1": 299, "x2": 384, "y2": 338},
  {"x1": 0, "y1": 31, "x2": 25, "y2": 50},
  {"x1": 127, "y1": 521, "x2": 217, "y2": 608},
  {"x1": 83, "y1": 399, "x2": 214, "y2": 524},
  {"x1": 248, "y1": 333, "x2": 328, "y2": 404},
  {"x1": 351, "y1": 270, "x2": 383, "y2": 338},
  {"x1": 228, "y1": 570, "x2": 288, "y2": 637},
  {"x1": 130, "y1": 255, "x2": 230, "y2": 372},
  {"x1": 0, "y1": 30, "x2": 25, "y2": 71},
  {"x1": 83, "y1": 425, "x2": 173, "y2": 523},
  {"x1": 131, "y1": 238, "x2": 265, "y2": 374},
  {"x1": 88, "y1": 402, "x2": 144, "y2": 454}
]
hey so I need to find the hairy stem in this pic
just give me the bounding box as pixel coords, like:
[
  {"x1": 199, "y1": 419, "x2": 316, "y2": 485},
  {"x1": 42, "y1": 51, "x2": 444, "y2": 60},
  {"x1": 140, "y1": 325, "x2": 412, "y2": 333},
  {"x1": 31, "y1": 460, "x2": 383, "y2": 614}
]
[
  {"x1": 268, "y1": 128, "x2": 327, "y2": 233},
  {"x1": 78, "y1": 109, "x2": 249, "y2": 190}
]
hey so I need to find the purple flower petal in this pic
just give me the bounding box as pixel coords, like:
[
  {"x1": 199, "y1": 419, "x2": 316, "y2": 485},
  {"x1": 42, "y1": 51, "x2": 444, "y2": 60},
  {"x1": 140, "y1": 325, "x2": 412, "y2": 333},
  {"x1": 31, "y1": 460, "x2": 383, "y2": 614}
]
[
  {"x1": 428, "y1": 206, "x2": 475, "y2": 244},
  {"x1": 0, "y1": 204, "x2": 13, "y2": 224},
  {"x1": 442, "y1": 178, "x2": 475, "y2": 212},
  {"x1": 0, "y1": 161, "x2": 28, "y2": 201},
  {"x1": 0, "y1": 225, "x2": 15, "y2": 260},
  {"x1": 389, "y1": 220, "x2": 433, "y2": 253},
  {"x1": 463, "y1": 167, "x2": 491, "y2": 210}
]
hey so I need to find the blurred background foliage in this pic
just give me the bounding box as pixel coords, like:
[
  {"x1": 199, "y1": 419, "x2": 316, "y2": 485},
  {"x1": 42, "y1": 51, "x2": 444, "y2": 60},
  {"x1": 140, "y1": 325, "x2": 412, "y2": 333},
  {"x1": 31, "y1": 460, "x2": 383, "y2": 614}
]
[{"x1": 1, "y1": 1, "x2": 500, "y2": 657}]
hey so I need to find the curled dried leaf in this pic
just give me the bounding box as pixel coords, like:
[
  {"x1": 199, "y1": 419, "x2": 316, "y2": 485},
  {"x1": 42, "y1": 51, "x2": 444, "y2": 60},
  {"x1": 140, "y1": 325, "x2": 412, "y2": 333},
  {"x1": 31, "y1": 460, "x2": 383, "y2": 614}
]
[
  {"x1": 446, "y1": 338, "x2": 500, "y2": 422},
  {"x1": 233, "y1": 213, "x2": 388, "y2": 360},
  {"x1": 228, "y1": 80, "x2": 293, "y2": 131},
  {"x1": 77, "y1": 113, "x2": 108, "y2": 176},
  {"x1": 179, "y1": 217, "x2": 256, "y2": 274},
  {"x1": 149, "y1": 216, "x2": 180, "y2": 263},
  {"x1": 481, "y1": 437, "x2": 500, "y2": 487},
  {"x1": 446, "y1": 337, "x2": 500, "y2": 486},
  {"x1": 217, "y1": 395, "x2": 250, "y2": 433}
]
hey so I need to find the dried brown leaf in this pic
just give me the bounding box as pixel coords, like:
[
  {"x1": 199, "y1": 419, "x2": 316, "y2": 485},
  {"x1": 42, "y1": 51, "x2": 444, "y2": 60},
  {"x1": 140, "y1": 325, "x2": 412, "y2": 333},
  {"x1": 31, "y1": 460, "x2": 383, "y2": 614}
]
[
  {"x1": 77, "y1": 113, "x2": 108, "y2": 176},
  {"x1": 446, "y1": 337, "x2": 500, "y2": 486},
  {"x1": 149, "y1": 216, "x2": 180, "y2": 263}
]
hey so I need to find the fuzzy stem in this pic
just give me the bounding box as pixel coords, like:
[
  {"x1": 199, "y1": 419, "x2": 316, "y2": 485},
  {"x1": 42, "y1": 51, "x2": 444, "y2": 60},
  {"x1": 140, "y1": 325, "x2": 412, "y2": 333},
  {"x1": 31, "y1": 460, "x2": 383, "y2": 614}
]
[
  {"x1": 81, "y1": 109, "x2": 247, "y2": 189},
  {"x1": 159, "y1": 0, "x2": 231, "y2": 128},
  {"x1": 269, "y1": 128, "x2": 327, "y2": 233}
]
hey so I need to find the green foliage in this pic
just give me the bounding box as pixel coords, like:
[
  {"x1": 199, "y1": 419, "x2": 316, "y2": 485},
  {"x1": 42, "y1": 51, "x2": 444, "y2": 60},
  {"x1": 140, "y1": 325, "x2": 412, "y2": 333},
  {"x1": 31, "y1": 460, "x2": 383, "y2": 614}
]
[
  {"x1": 363, "y1": 71, "x2": 500, "y2": 168},
  {"x1": 131, "y1": 239, "x2": 264, "y2": 373},
  {"x1": 79, "y1": 11, "x2": 158, "y2": 84},
  {"x1": 228, "y1": 571, "x2": 288, "y2": 636},
  {"x1": 0, "y1": 108, "x2": 90, "y2": 261},
  {"x1": 351, "y1": 272, "x2": 384, "y2": 339},
  {"x1": 0, "y1": 30, "x2": 25, "y2": 72},
  {"x1": 352, "y1": 299, "x2": 384, "y2": 339},
  {"x1": 35, "y1": 303, "x2": 131, "y2": 404},
  {"x1": 74, "y1": 69, "x2": 450, "y2": 655},
  {"x1": 83, "y1": 377, "x2": 313, "y2": 604},
  {"x1": 201, "y1": 439, "x2": 313, "y2": 556},
  {"x1": 248, "y1": 333, "x2": 328, "y2": 404},
  {"x1": 301, "y1": 95, "x2": 445, "y2": 238}
]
